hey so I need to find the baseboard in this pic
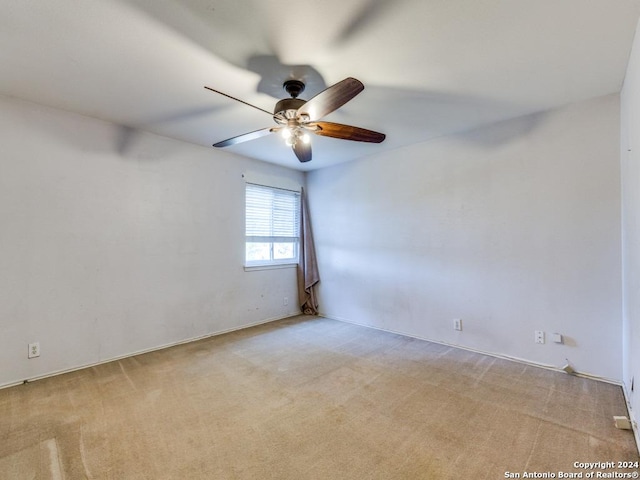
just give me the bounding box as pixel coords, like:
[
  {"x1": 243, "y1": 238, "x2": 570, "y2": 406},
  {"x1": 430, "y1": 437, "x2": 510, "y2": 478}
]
[
  {"x1": 622, "y1": 383, "x2": 640, "y2": 455},
  {"x1": 0, "y1": 313, "x2": 301, "y2": 391},
  {"x1": 321, "y1": 314, "x2": 640, "y2": 452},
  {"x1": 318, "y1": 313, "x2": 623, "y2": 386},
  {"x1": 633, "y1": 410, "x2": 640, "y2": 455}
]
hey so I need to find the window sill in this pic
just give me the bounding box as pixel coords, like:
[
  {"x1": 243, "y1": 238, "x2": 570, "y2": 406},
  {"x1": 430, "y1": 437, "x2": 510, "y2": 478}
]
[{"x1": 244, "y1": 262, "x2": 298, "y2": 272}]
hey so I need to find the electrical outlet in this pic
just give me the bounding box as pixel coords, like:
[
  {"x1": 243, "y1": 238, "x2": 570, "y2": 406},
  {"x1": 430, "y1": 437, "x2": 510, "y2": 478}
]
[
  {"x1": 28, "y1": 342, "x2": 40, "y2": 359},
  {"x1": 453, "y1": 318, "x2": 462, "y2": 331},
  {"x1": 283, "y1": 297, "x2": 289, "y2": 306},
  {"x1": 535, "y1": 331, "x2": 545, "y2": 344}
]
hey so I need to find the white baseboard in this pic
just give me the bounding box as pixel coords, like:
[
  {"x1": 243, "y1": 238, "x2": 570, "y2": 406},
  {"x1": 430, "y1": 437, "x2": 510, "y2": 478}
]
[
  {"x1": 0, "y1": 313, "x2": 301, "y2": 391},
  {"x1": 622, "y1": 383, "x2": 640, "y2": 456},
  {"x1": 633, "y1": 411, "x2": 640, "y2": 456},
  {"x1": 320, "y1": 312, "x2": 640, "y2": 454},
  {"x1": 318, "y1": 313, "x2": 623, "y2": 385}
]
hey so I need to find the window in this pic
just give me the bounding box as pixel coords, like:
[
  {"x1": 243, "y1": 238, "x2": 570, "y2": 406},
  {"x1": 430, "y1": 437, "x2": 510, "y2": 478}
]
[{"x1": 245, "y1": 183, "x2": 300, "y2": 267}]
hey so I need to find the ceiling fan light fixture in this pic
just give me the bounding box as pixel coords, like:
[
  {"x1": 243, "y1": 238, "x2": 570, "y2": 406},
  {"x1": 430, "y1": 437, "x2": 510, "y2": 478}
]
[
  {"x1": 301, "y1": 133, "x2": 310, "y2": 144},
  {"x1": 281, "y1": 127, "x2": 292, "y2": 139}
]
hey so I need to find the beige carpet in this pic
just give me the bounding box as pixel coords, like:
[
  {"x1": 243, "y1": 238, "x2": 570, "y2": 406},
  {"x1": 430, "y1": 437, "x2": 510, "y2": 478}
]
[{"x1": 1, "y1": 315, "x2": 638, "y2": 479}]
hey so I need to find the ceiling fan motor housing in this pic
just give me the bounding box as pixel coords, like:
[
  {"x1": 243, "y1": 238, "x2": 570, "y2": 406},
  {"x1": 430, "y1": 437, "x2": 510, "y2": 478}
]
[{"x1": 274, "y1": 98, "x2": 305, "y2": 118}]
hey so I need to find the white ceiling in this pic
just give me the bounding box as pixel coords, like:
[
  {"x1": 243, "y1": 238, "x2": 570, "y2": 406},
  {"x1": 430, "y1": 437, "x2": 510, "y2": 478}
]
[{"x1": 2, "y1": 0, "x2": 640, "y2": 171}]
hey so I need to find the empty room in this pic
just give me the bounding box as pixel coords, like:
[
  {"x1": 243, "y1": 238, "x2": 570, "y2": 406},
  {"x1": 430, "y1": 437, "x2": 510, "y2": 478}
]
[{"x1": 2, "y1": 1, "x2": 640, "y2": 478}]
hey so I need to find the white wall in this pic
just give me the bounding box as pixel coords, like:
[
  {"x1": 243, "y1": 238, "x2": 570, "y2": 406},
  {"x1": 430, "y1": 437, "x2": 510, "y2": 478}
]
[
  {"x1": 621, "y1": 16, "x2": 640, "y2": 438},
  {"x1": 307, "y1": 94, "x2": 622, "y2": 381},
  {"x1": 0, "y1": 95, "x2": 304, "y2": 388}
]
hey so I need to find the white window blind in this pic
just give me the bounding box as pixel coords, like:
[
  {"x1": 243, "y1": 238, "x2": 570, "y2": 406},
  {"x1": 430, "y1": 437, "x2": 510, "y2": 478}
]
[{"x1": 245, "y1": 183, "x2": 300, "y2": 266}]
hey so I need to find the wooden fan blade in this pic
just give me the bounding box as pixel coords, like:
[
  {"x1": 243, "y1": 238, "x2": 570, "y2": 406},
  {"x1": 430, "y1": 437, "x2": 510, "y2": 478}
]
[
  {"x1": 313, "y1": 121, "x2": 385, "y2": 143},
  {"x1": 297, "y1": 77, "x2": 364, "y2": 121},
  {"x1": 213, "y1": 127, "x2": 276, "y2": 148},
  {"x1": 204, "y1": 86, "x2": 273, "y2": 116},
  {"x1": 292, "y1": 141, "x2": 312, "y2": 163}
]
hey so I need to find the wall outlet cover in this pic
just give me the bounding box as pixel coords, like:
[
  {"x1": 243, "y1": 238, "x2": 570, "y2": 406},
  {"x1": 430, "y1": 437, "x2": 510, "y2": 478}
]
[{"x1": 28, "y1": 342, "x2": 40, "y2": 359}]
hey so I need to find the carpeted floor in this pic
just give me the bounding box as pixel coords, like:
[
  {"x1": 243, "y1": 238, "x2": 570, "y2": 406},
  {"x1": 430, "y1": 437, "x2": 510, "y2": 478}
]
[{"x1": 1, "y1": 315, "x2": 638, "y2": 479}]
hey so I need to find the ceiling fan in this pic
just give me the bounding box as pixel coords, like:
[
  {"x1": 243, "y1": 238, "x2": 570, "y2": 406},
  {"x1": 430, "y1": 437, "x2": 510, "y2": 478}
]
[{"x1": 204, "y1": 77, "x2": 385, "y2": 163}]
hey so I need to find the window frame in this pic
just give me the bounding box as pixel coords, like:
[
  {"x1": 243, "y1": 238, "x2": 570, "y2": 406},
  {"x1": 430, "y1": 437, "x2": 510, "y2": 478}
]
[{"x1": 244, "y1": 182, "x2": 301, "y2": 270}]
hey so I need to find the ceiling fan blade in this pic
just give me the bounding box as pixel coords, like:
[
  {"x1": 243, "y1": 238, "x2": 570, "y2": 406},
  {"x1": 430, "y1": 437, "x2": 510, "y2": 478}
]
[
  {"x1": 292, "y1": 141, "x2": 312, "y2": 163},
  {"x1": 297, "y1": 77, "x2": 364, "y2": 121},
  {"x1": 313, "y1": 121, "x2": 385, "y2": 143},
  {"x1": 204, "y1": 86, "x2": 273, "y2": 116},
  {"x1": 213, "y1": 127, "x2": 276, "y2": 148}
]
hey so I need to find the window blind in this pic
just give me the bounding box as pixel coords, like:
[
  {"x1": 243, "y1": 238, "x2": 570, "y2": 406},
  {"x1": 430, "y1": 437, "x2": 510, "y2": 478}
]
[{"x1": 245, "y1": 183, "x2": 300, "y2": 266}]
